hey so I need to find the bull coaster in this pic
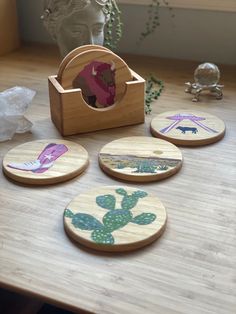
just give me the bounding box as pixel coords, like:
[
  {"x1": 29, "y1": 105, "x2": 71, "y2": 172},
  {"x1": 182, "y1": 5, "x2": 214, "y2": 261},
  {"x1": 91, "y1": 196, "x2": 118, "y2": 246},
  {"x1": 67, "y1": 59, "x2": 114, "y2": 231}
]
[
  {"x1": 60, "y1": 49, "x2": 132, "y2": 108},
  {"x1": 98, "y1": 136, "x2": 183, "y2": 182},
  {"x1": 3, "y1": 139, "x2": 89, "y2": 185},
  {"x1": 151, "y1": 110, "x2": 226, "y2": 146},
  {"x1": 64, "y1": 186, "x2": 167, "y2": 252},
  {"x1": 48, "y1": 45, "x2": 145, "y2": 135}
]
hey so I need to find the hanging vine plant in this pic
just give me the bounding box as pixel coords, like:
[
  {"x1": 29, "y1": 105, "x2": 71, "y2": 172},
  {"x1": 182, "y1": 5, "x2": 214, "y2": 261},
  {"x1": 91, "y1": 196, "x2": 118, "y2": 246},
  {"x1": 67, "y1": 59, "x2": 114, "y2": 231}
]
[
  {"x1": 104, "y1": 0, "x2": 123, "y2": 50},
  {"x1": 104, "y1": 0, "x2": 174, "y2": 49},
  {"x1": 145, "y1": 75, "x2": 164, "y2": 114},
  {"x1": 103, "y1": 0, "x2": 173, "y2": 114},
  {"x1": 138, "y1": 0, "x2": 175, "y2": 43}
]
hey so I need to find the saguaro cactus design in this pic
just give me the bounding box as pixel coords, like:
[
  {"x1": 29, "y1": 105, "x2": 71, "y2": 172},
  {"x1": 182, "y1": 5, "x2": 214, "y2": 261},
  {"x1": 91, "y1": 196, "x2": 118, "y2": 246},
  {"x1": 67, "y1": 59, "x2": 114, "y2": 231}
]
[{"x1": 64, "y1": 188, "x2": 157, "y2": 245}]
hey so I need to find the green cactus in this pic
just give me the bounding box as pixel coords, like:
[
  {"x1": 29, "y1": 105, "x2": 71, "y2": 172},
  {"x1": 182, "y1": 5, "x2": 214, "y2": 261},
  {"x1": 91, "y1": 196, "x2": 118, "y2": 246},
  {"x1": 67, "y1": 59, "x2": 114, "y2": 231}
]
[
  {"x1": 64, "y1": 208, "x2": 75, "y2": 218},
  {"x1": 131, "y1": 213, "x2": 156, "y2": 225},
  {"x1": 114, "y1": 159, "x2": 169, "y2": 173},
  {"x1": 91, "y1": 228, "x2": 114, "y2": 244},
  {"x1": 133, "y1": 190, "x2": 148, "y2": 198},
  {"x1": 134, "y1": 160, "x2": 157, "y2": 173},
  {"x1": 115, "y1": 188, "x2": 127, "y2": 196},
  {"x1": 96, "y1": 194, "x2": 116, "y2": 210},
  {"x1": 71, "y1": 213, "x2": 103, "y2": 230},
  {"x1": 103, "y1": 209, "x2": 133, "y2": 232},
  {"x1": 120, "y1": 189, "x2": 147, "y2": 210},
  {"x1": 158, "y1": 164, "x2": 168, "y2": 171},
  {"x1": 117, "y1": 163, "x2": 126, "y2": 169},
  {"x1": 64, "y1": 188, "x2": 157, "y2": 245}
]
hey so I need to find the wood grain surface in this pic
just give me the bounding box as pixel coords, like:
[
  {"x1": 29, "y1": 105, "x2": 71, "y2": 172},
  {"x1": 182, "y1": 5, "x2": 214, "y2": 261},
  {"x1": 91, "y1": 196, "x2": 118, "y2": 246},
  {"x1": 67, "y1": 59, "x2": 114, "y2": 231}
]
[
  {"x1": 151, "y1": 110, "x2": 226, "y2": 146},
  {"x1": 3, "y1": 139, "x2": 89, "y2": 185},
  {"x1": 64, "y1": 186, "x2": 167, "y2": 252},
  {"x1": 0, "y1": 44, "x2": 235, "y2": 314},
  {"x1": 99, "y1": 136, "x2": 182, "y2": 182}
]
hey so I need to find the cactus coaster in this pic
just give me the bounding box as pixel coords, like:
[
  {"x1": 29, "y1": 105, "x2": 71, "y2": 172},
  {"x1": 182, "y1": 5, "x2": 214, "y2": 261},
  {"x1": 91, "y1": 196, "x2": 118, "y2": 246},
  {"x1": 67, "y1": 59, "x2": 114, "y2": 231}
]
[
  {"x1": 64, "y1": 186, "x2": 167, "y2": 252},
  {"x1": 151, "y1": 110, "x2": 226, "y2": 146},
  {"x1": 99, "y1": 136, "x2": 182, "y2": 182},
  {"x1": 3, "y1": 139, "x2": 89, "y2": 185}
]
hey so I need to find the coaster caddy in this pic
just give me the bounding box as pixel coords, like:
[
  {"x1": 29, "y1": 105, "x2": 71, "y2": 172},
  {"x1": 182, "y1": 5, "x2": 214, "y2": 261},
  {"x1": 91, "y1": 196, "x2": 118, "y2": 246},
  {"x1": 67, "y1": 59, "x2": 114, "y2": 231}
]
[{"x1": 48, "y1": 45, "x2": 145, "y2": 136}]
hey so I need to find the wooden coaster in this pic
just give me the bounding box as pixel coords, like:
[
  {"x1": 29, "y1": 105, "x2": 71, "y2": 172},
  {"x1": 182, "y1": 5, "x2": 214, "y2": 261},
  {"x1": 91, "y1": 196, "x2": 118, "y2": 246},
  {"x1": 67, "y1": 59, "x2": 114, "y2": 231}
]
[
  {"x1": 3, "y1": 139, "x2": 89, "y2": 185},
  {"x1": 99, "y1": 136, "x2": 182, "y2": 182},
  {"x1": 60, "y1": 49, "x2": 132, "y2": 108},
  {"x1": 57, "y1": 44, "x2": 110, "y2": 83},
  {"x1": 151, "y1": 110, "x2": 226, "y2": 146},
  {"x1": 64, "y1": 186, "x2": 167, "y2": 252}
]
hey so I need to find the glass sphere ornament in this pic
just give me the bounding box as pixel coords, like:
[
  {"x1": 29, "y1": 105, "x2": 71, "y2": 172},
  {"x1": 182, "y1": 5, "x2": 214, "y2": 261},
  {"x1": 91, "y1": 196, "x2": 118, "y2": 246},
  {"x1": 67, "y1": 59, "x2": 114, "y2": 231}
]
[
  {"x1": 185, "y1": 62, "x2": 224, "y2": 102},
  {"x1": 194, "y1": 63, "x2": 220, "y2": 86}
]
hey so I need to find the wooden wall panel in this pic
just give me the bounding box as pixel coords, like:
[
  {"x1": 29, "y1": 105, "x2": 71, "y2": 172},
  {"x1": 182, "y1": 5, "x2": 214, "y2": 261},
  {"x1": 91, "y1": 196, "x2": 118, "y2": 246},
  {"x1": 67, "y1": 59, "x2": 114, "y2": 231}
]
[{"x1": 0, "y1": 0, "x2": 20, "y2": 56}]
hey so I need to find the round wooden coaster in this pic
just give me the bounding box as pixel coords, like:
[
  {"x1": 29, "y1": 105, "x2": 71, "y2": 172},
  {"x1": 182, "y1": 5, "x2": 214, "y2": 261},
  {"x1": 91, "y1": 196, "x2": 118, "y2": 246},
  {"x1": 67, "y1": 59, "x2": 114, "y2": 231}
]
[
  {"x1": 99, "y1": 136, "x2": 182, "y2": 182},
  {"x1": 64, "y1": 186, "x2": 167, "y2": 252},
  {"x1": 57, "y1": 44, "x2": 110, "y2": 83},
  {"x1": 3, "y1": 139, "x2": 89, "y2": 185},
  {"x1": 151, "y1": 110, "x2": 226, "y2": 146},
  {"x1": 60, "y1": 49, "x2": 132, "y2": 108}
]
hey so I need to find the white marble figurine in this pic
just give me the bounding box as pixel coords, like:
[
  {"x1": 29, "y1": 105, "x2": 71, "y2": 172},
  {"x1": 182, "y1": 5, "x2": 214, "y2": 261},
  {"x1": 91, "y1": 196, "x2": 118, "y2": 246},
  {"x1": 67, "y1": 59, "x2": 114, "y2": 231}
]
[{"x1": 41, "y1": 0, "x2": 111, "y2": 56}]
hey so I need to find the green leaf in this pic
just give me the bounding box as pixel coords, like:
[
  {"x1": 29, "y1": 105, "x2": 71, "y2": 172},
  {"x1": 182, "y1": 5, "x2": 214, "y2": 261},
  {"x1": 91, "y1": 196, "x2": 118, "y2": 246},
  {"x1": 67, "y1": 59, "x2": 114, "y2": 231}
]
[
  {"x1": 96, "y1": 195, "x2": 116, "y2": 210},
  {"x1": 91, "y1": 229, "x2": 114, "y2": 245},
  {"x1": 64, "y1": 209, "x2": 74, "y2": 218},
  {"x1": 131, "y1": 213, "x2": 156, "y2": 225},
  {"x1": 72, "y1": 213, "x2": 103, "y2": 230}
]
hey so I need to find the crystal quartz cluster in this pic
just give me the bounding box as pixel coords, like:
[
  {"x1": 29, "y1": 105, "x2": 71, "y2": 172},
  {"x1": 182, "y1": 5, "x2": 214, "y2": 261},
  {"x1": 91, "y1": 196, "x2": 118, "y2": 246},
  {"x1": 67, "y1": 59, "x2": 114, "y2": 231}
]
[{"x1": 0, "y1": 87, "x2": 36, "y2": 142}]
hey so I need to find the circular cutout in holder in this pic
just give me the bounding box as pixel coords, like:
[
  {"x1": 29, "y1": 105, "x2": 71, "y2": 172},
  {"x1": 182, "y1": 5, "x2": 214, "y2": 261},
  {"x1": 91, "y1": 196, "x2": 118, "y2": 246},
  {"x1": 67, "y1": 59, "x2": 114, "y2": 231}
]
[
  {"x1": 60, "y1": 49, "x2": 132, "y2": 109},
  {"x1": 99, "y1": 136, "x2": 182, "y2": 182},
  {"x1": 3, "y1": 139, "x2": 89, "y2": 185},
  {"x1": 64, "y1": 186, "x2": 167, "y2": 252},
  {"x1": 151, "y1": 110, "x2": 225, "y2": 146}
]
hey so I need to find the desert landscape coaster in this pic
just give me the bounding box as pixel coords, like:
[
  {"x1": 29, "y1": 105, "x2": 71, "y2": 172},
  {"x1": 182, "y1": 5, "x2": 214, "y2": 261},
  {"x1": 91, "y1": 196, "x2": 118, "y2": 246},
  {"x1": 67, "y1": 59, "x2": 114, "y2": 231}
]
[
  {"x1": 64, "y1": 186, "x2": 167, "y2": 252},
  {"x1": 2, "y1": 139, "x2": 89, "y2": 185},
  {"x1": 151, "y1": 110, "x2": 226, "y2": 146},
  {"x1": 99, "y1": 136, "x2": 183, "y2": 182}
]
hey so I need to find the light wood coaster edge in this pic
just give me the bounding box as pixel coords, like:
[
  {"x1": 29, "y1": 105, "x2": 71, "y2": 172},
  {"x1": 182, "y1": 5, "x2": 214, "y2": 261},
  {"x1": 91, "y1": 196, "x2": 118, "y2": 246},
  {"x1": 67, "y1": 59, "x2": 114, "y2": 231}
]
[
  {"x1": 63, "y1": 186, "x2": 168, "y2": 252},
  {"x1": 98, "y1": 157, "x2": 183, "y2": 182},
  {"x1": 150, "y1": 110, "x2": 226, "y2": 146},
  {"x1": 64, "y1": 217, "x2": 167, "y2": 252},
  {"x1": 150, "y1": 125, "x2": 226, "y2": 146},
  {"x1": 2, "y1": 140, "x2": 89, "y2": 185},
  {"x1": 2, "y1": 159, "x2": 89, "y2": 186}
]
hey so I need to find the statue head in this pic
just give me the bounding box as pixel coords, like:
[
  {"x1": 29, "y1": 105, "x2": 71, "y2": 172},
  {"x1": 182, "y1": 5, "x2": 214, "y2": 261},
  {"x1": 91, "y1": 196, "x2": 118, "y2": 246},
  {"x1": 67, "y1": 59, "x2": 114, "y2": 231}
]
[{"x1": 41, "y1": 0, "x2": 111, "y2": 56}]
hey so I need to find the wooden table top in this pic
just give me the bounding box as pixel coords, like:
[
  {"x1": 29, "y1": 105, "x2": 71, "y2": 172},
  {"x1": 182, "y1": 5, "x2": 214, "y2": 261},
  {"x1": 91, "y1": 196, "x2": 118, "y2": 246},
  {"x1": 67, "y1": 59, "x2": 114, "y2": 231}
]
[{"x1": 0, "y1": 44, "x2": 235, "y2": 314}]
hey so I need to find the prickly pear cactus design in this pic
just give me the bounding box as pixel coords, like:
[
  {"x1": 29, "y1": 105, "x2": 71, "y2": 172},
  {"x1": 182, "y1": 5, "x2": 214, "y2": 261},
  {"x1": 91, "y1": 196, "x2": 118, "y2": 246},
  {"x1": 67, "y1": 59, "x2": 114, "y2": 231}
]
[{"x1": 64, "y1": 188, "x2": 157, "y2": 245}]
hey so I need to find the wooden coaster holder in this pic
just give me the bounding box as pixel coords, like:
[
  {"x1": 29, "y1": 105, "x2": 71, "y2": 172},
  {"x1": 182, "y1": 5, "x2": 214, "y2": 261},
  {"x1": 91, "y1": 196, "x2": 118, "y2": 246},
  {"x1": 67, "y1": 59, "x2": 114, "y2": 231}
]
[{"x1": 48, "y1": 47, "x2": 145, "y2": 136}]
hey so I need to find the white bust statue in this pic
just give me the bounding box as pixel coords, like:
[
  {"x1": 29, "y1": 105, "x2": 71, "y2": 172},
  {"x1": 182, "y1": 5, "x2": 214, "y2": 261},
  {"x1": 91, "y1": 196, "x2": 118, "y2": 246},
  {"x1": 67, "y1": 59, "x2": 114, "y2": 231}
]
[{"x1": 41, "y1": 0, "x2": 111, "y2": 56}]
